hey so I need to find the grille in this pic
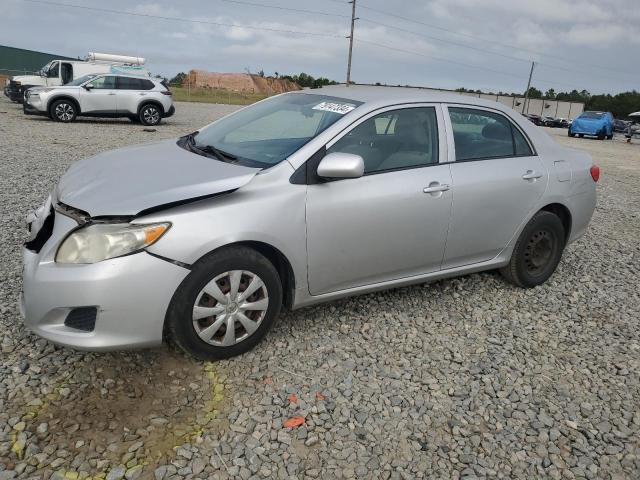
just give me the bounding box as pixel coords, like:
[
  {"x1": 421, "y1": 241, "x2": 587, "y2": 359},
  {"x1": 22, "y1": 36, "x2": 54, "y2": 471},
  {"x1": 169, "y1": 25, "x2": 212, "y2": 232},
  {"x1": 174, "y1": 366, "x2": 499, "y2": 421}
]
[{"x1": 64, "y1": 307, "x2": 98, "y2": 332}]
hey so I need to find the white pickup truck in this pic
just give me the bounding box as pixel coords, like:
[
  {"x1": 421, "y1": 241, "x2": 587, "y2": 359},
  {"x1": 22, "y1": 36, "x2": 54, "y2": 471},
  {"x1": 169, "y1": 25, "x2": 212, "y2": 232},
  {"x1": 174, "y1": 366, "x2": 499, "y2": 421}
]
[{"x1": 4, "y1": 52, "x2": 149, "y2": 103}]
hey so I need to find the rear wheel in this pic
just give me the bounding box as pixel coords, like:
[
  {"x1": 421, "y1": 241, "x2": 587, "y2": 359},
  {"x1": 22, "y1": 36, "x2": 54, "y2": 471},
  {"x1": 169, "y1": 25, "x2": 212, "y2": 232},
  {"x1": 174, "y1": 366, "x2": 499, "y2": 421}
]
[
  {"x1": 500, "y1": 211, "x2": 565, "y2": 288},
  {"x1": 597, "y1": 130, "x2": 605, "y2": 140},
  {"x1": 166, "y1": 246, "x2": 283, "y2": 360},
  {"x1": 139, "y1": 103, "x2": 162, "y2": 126},
  {"x1": 50, "y1": 99, "x2": 77, "y2": 122}
]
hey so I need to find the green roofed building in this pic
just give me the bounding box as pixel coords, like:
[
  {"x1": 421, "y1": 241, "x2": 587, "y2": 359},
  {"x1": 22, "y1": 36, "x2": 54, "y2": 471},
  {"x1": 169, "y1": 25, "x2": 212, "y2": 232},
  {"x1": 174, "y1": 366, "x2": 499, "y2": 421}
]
[{"x1": 0, "y1": 44, "x2": 77, "y2": 77}]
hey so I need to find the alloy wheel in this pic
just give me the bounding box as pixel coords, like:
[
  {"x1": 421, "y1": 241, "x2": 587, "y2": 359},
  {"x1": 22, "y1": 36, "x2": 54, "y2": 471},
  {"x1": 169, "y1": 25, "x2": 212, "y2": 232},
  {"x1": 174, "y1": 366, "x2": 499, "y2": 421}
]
[
  {"x1": 143, "y1": 106, "x2": 160, "y2": 124},
  {"x1": 192, "y1": 270, "x2": 269, "y2": 346},
  {"x1": 55, "y1": 103, "x2": 74, "y2": 121}
]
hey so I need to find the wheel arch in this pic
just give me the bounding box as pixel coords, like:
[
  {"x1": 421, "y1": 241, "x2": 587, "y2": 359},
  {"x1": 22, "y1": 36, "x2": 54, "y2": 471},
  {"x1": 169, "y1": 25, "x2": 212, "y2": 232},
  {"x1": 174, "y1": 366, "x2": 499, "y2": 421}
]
[
  {"x1": 138, "y1": 100, "x2": 165, "y2": 115},
  {"x1": 192, "y1": 241, "x2": 296, "y2": 310},
  {"x1": 539, "y1": 202, "x2": 572, "y2": 243},
  {"x1": 47, "y1": 95, "x2": 81, "y2": 115}
]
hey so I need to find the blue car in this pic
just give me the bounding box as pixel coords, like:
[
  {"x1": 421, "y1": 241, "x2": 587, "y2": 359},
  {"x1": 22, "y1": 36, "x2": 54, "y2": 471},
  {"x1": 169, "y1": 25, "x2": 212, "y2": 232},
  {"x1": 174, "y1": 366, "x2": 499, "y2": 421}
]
[{"x1": 568, "y1": 111, "x2": 614, "y2": 140}]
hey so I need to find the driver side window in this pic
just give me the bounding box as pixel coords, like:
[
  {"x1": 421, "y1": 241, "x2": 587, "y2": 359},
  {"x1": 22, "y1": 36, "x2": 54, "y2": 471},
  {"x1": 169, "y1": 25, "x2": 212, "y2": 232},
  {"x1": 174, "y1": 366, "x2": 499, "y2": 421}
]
[
  {"x1": 87, "y1": 76, "x2": 116, "y2": 89},
  {"x1": 46, "y1": 62, "x2": 59, "y2": 79},
  {"x1": 327, "y1": 107, "x2": 439, "y2": 174}
]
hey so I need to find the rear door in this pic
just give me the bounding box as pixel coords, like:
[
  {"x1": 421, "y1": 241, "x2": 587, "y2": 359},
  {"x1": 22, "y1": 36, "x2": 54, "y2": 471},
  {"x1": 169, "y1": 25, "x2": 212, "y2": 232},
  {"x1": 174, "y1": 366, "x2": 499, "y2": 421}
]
[
  {"x1": 442, "y1": 105, "x2": 548, "y2": 269},
  {"x1": 116, "y1": 77, "x2": 155, "y2": 114},
  {"x1": 78, "y1": 75, "x2": 117, "y2": 113}
]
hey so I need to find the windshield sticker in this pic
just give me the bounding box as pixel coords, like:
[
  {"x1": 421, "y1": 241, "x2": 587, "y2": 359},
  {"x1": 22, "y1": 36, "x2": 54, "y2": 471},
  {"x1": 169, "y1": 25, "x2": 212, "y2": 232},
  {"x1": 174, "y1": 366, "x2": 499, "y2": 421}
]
[{"x1": 312, "y1": 102, "x2": 356, "y2": 115}]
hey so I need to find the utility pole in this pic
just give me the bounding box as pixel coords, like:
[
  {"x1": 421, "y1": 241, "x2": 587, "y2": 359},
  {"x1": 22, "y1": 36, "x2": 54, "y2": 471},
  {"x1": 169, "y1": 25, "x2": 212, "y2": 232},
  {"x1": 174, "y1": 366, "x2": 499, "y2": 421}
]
[
  {"x1": 346, "y1": 0, "x2": 357, "y2": 86},
  {"x1": 523, "y1": 61, "x2": 535, "y2": 114}
]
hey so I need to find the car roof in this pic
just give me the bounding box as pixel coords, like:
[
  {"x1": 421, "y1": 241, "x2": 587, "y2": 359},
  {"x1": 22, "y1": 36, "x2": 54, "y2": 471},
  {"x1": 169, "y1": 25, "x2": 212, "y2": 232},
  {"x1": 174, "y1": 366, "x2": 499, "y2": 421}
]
[{"x1": 298, "y1": 85, "x2": 512, "y2": 109}]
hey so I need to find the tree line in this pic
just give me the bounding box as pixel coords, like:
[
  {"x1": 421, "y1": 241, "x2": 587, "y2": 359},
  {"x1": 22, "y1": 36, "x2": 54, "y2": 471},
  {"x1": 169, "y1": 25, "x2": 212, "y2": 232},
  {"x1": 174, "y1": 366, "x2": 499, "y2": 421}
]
[{"x1": 457, "y1": 86, "x2": 640, "y2": 119}]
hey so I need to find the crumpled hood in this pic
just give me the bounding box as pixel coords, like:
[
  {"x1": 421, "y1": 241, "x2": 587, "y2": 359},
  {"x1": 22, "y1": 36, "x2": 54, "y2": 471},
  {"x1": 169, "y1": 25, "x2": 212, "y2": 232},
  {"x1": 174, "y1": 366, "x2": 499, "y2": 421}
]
[{"x1": 56, "y1": 139, "x2": 260, "y2": 216}]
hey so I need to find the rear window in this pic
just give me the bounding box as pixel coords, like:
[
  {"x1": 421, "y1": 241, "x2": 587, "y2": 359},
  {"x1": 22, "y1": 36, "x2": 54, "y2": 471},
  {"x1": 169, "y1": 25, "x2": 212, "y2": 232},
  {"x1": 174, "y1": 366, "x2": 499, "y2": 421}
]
[{"x1": 579, "y1": 112, "x2": 604, "y2": 119}]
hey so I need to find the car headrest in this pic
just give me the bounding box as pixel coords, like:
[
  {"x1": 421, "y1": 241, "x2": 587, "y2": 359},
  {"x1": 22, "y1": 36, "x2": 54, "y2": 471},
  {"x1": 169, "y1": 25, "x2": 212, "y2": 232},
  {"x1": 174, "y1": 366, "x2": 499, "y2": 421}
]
[{"x1": 482, "y1": 122, "x2": 510, "y2": 141}]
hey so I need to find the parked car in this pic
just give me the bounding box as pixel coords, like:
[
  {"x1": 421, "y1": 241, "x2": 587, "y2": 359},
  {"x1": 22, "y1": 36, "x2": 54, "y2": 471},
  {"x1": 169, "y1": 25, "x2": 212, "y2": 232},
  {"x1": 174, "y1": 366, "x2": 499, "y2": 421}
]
[
  {"x1": 557, "y1": 118, "x2": 570, "y2": 128},
  {"x1": 4, "y1": 52, "x2": 149, "y2": 103},
  {"x1": 543, "y1": 116, "x2": 566, "y2": 128},
  {"x1": 20, "y1": 87, "x2": 598, "y2": 360},
  {"x1": 523, "y1": 113, "x2": 544, "y2": 126},
  {"x1": 568, "y1": 111, "x2": 614, "y2": 140},
  {"x1": 23, "y1": 73, "x2": 174, "y2": 126},
  {"x1": 613, "y1": 119, "x2": 629, "y2": 133}
]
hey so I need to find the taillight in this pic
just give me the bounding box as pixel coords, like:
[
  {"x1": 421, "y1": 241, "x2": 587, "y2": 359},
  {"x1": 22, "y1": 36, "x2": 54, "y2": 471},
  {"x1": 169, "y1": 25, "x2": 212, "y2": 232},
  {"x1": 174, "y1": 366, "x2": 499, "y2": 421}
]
[
  {"x1": 590, "y1": 165, "x2": 600, "y2": 182},
  {"x1": 161, "y1": 90, "x2": 172, "y2": 96}
]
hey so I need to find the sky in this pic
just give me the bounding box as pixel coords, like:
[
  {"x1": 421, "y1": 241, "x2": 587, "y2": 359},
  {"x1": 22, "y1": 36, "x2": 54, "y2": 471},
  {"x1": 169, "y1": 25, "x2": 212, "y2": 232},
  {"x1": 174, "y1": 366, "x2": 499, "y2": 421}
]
[{"x1": 1, "y1": 0, "x2": 638, "y2": 95}]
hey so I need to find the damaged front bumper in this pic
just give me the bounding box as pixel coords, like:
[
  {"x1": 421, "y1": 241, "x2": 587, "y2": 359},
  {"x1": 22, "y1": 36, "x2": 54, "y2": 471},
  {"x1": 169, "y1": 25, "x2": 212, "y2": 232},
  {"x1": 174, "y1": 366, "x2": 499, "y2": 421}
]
[{"x1": 20, "y1": 199, "x2": 190, "y2": 351}]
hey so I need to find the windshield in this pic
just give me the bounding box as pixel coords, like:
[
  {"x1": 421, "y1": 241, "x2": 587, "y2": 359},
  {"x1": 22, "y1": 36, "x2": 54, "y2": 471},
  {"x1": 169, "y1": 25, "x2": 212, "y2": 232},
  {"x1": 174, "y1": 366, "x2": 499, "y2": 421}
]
[
  {"x1": 579, "y1": 112, "x2": 604, "y2": 119},
  {"x1": 190, "y1": 93, "x2": 362, "y2": 167},
  {"x1": 67, "y1": 74, "x2": 98, "y2": 86}
]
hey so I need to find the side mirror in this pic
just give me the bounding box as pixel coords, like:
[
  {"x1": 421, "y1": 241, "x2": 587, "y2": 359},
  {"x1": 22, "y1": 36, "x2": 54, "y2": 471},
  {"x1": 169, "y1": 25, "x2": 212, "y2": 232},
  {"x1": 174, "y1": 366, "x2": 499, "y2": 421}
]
[
  {"x1": 317, "y1": 152, "x2": 365, "y2": 179},
  {"x1": 83, "y1": 84, "x2": 93, "y2": 90}
]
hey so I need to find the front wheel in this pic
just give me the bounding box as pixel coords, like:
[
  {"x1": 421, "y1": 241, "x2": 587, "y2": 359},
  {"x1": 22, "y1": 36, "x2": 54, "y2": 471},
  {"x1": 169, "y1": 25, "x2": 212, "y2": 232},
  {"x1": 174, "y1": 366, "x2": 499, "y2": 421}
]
[
  {"x1": 166, "y1": 246, "x2": 283, "y2": 360},
  {"x1": 500, "y1": 211, "x2": 565, "y2": 288},
  {"x1": 139, "y1": 103, "x2": 162, "y2": 126},
  {"x1": 50, "y1": 99, "x2": 77, "y2": 122},
  {"x1": 568, "y1": 130, "x2": 575, "y2": 137}
]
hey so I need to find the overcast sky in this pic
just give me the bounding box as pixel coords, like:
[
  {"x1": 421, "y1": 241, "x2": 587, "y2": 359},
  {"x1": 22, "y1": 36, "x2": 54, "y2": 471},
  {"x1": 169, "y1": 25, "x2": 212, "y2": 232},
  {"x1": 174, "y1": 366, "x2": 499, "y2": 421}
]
[{"x1": 2, "y1": 0, "x2": 638, "y2": 94}]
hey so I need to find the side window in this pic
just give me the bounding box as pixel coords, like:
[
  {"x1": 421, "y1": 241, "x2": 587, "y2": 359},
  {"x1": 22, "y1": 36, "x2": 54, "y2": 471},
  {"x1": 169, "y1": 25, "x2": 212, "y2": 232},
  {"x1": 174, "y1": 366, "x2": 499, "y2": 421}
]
[
  {"x1": 88, "y1": 76, "x2": 116, "y2": 89},
  {"x1": 328, "y1": 107, "x2": 439, "y2": 174},
  {"x1": 117, "y1": 77, "x2": 136, "y2": 90},
  {"x1": 46, "y1": 62, "x2": 59, "y2": 79},
  {"x1": 61, "y1": 63, "x2": 73, "y2": 84},
  {"x1": 449, "y1": 107, "x2": 532, "y2": 161},
  {"x1": 513, "y1": 127, "x2": 533, "y2": 156}
]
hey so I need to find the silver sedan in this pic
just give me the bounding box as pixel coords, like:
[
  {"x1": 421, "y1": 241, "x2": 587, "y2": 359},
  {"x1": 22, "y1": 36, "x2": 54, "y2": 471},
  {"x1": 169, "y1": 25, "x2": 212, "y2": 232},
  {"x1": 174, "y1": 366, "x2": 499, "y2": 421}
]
[{"x1": 21, "y1": 86, "x2": 598, "y2": 359}]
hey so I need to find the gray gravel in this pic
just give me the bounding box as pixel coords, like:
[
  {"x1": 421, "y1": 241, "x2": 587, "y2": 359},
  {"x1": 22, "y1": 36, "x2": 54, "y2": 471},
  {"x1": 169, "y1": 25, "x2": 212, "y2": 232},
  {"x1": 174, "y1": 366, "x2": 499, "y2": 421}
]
[{"x1": 1, "y1": 98, "x2": 640, "y2": 479}]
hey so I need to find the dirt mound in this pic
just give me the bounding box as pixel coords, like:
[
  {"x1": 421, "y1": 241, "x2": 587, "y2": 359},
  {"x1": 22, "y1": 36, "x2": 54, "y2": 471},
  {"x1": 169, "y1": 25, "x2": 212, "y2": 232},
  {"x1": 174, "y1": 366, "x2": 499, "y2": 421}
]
[{"x1": 187, "y1": 70, "x2": 300, "y2": 94}]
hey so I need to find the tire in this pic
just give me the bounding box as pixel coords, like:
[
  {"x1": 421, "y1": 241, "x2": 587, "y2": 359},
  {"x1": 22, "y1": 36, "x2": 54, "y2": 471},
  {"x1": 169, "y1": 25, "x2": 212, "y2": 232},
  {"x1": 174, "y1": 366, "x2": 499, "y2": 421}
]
[
  {"x1": 568, "y1": 130, "x2": 575, "y2": 137},
  {"x1": 166, "y1": 246, "x2": 283, "y2": 360},
  {"x1": 578, "y1": 134, "x2": 584, "y2": 138},
  {"x1": 597, "y1": 130, "x2": 605, "y2": 140},
  {"x1": 139, "y1": 103, "x2": 162, "y2": 126},
  {"x1": 606, "y1": 133, "x2": 613, "y2": 140},
  {"x1": 50, "y1": 99, "x2": 77, "y2": 122},
  {"x1": 500, "y1": 211, "x2": 565, "y2": 288}
]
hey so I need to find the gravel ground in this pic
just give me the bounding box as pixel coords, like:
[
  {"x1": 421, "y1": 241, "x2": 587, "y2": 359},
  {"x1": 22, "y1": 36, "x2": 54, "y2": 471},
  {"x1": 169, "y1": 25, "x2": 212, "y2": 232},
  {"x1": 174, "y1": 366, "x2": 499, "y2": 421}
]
[{"x1": 1, "y1": 98, "x2": 639, "y2": 480}]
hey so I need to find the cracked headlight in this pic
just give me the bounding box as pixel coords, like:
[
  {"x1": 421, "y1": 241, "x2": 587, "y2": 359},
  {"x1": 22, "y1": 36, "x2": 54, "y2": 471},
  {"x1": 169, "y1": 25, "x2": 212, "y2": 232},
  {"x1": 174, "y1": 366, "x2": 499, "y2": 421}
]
[{"x1": 56, "y1": 222, "x2": 170, "y2": 264}]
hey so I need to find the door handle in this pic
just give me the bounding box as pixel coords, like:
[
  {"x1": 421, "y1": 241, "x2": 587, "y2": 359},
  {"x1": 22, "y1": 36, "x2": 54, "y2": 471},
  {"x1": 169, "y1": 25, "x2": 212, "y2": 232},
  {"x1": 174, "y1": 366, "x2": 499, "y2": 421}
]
[
  {"x1": 423, "y1": 182, "x2": 450, "y2": 194},
  {"x1": 139, "y1": 92, "x2": 146, "y2": 96},
  {"x1": 107, "y1": 92, "x2": 116, "y2": 96},
  {"x1": 522, "y1": 170, "x2": 542, "y2": 180}
]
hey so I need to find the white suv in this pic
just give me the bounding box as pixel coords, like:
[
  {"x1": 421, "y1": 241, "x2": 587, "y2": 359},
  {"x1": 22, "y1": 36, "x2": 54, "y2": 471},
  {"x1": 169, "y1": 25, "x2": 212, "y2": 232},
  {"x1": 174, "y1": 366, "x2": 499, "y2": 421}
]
[{"x1": 23, "y1": 74, "x2": 175, "y2": 126}]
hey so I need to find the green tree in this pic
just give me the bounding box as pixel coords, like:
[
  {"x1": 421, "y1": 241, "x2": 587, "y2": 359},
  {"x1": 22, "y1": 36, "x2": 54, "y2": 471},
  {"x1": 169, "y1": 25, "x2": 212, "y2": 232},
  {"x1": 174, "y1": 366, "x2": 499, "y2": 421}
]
[{"x1": 169, "y1": 72, "x2": 187, "y2": 85}]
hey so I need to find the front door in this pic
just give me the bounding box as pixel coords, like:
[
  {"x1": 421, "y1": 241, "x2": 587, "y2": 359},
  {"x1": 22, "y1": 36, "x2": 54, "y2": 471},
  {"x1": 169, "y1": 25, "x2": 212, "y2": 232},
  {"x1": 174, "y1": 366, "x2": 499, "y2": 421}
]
[
  {"x1": 79, "y1": 75, "x2": 117, "y2": 113},
  {"x1": 306, "y1": 106, "x2": 453, "y2": 295},
  {"x1": 442, "y1": 105, "x2": 548, "y2": 268}
]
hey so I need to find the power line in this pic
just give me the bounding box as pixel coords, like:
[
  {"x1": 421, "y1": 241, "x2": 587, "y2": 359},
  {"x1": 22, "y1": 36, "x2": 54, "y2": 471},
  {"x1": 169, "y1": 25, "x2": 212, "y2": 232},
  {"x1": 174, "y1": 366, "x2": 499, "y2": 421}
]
[
  {"x1": 353, "y1": 1, "x2": 635, "y2": 78},
  {"x1": 21, "y1": 0, "x2": 346, "y2": 38},
  {"x1": 355, "y1": 39, "x2": 526, "y2": 80},
  {"x1": 218, "y1": 0, "x2": 349, "y2": 18},
  {"x1": 359, "y1": 17, "x2": 635, "y2": 85},
  {"x1": 355, "y1": 38, "x2": 584, "y2": 90}
]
